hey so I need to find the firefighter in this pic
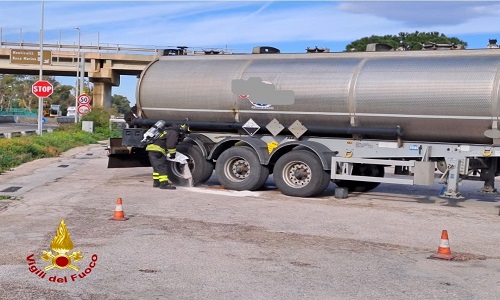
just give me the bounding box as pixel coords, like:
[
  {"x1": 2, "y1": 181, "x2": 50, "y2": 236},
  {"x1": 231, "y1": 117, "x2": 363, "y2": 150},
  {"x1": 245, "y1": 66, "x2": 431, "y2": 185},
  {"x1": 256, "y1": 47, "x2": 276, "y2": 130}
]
[{"x1": 145, "y1": 123, "x2": 189, "y2": 189}]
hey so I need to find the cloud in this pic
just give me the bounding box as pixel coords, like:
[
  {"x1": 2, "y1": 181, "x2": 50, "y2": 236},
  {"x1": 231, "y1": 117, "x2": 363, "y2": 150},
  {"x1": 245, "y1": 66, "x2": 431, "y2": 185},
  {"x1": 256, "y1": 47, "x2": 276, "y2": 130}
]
[
  {"x1": 86, "y1": 1, "x2": 500, "y2": 49},
  {"x1": 337, "y1": 2, "x2": 500, "y2": 27},
  {"x1": 0, "y1": 2, "x2": 257, "y2": 43},
  {"x1": 1, "y1": 1, "x2": 500, "y2": 51},
  {"x1": 95, "y1": 2, "x2": 399, "y2": 47}
]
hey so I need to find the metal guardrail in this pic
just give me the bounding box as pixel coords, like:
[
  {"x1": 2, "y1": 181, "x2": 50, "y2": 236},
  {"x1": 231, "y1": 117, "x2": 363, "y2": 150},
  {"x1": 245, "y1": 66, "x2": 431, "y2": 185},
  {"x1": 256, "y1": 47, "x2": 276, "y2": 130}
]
[
  {"x1": 0, "y1": 41, "x2": 241, "y2": 56},
  {"x1": 0, "y1": 27, "x2": 248, "y2": 55},
  {"x1": 0, "y1": 128, "x2": 53, "y2": 139},
  {"x1": 0, "y1": 41, "x2": 164, "y2": 54}
]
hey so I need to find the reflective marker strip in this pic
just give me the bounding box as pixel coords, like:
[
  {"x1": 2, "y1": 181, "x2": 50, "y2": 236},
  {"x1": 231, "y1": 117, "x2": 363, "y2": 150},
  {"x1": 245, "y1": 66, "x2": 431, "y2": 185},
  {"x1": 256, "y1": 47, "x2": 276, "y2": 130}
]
[{"x1": 439, "y1": 239, "x2": 450, "y2": 247}]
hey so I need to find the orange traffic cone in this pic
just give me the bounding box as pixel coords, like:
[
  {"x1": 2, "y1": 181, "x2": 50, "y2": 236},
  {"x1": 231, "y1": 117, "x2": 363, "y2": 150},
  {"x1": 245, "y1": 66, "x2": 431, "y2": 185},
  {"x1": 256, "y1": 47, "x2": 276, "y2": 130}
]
[
  {"x1": 111, "y1": 197, "x2": 128, "y2": 221},
  {"x1": 430, "y1": 230, "x2": 455, "y2": 260}
]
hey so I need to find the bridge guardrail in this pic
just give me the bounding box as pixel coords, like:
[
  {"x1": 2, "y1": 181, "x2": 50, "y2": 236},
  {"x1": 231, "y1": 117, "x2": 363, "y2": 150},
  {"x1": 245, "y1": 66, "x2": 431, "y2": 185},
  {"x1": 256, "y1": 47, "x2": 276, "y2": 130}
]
[
  {"x1": 0, "y1": 41, "x2": 163, "y2": 54},
  {"x1": 1, "y1": 41, "x2": 240, "y2": 56}
]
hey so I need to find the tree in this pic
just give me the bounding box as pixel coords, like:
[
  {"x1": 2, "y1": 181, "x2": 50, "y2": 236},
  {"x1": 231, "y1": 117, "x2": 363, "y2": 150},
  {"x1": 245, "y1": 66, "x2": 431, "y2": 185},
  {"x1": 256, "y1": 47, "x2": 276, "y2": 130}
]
[
  {"x1": 345, "y1": 31, "x2": 467, "y2": 52},
  {"x1": 1, "y1": 76, "x2": 78, "y2": 113},
  {"x1": 52, "y1": 84, "x2": 76, "y2": 113},
  {"x1": 111, "y1": 94, "x2": 131, "y2": 115},
  {"x1": 2, "y1": 75, "x2": 38, "y2": 112}
]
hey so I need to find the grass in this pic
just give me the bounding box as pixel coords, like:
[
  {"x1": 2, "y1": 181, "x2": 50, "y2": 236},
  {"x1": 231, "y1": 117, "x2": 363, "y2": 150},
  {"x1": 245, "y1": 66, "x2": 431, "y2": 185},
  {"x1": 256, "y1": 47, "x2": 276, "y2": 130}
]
[{"x1": 0, "y1": 108, "x2": 123, "y2": 174}]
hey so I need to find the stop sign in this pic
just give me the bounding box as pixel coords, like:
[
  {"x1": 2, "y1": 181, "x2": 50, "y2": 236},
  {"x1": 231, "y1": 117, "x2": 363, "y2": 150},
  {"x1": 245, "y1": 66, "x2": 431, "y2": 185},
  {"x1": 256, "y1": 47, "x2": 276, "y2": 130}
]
[{"x1": 32, "y1": 80, "x2": 53, "y2": 98}]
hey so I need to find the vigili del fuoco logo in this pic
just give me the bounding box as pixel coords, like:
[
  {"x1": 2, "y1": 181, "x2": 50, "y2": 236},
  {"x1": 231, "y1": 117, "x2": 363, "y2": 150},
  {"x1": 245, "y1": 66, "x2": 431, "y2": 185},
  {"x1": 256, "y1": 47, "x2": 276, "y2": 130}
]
[{"x1": 26, "y1": 219, "x2": 98, "y2": 283}]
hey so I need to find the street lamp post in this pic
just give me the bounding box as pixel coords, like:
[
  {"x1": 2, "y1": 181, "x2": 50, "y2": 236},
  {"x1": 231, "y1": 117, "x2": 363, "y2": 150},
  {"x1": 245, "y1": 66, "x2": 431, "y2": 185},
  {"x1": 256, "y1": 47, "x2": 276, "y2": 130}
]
[
  {"x1": 7, "y1": 85, "x2": 14, "y2": 110},
  {"x1": 37, "y1": 0, "x2": 45, "y2": 136},
  {"x1": 74, "y1": 27, "x2": 80, "y2": 123}
]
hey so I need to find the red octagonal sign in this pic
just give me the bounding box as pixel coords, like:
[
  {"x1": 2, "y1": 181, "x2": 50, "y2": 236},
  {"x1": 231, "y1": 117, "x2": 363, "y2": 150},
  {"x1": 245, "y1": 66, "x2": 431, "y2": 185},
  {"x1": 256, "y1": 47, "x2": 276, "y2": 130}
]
[{"x1": 32, "y1": 80, "x2": 53, "y2": 98}]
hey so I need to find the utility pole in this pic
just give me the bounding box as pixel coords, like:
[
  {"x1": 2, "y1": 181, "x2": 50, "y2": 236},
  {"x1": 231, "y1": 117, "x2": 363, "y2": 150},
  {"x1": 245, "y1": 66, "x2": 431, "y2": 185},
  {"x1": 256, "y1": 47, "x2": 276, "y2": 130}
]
[
  {"x1": 37, "y1": 0, "x2": 45, "y2": 135},
  {"x1": 74, "y1": 27, "x2": 80, "y2": 123}
]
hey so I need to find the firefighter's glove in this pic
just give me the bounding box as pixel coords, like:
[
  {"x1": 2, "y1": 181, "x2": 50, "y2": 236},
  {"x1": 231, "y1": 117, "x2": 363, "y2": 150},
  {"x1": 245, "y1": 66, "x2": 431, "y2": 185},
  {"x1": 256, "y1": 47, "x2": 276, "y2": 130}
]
[{"x1": 168, "y1": 153, "x2": 176, "y2": 160}]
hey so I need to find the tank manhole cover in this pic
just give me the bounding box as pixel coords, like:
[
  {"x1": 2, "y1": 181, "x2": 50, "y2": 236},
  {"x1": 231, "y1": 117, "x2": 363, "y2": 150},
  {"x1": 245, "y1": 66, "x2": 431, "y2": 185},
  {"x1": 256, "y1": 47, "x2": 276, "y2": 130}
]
[{"x1": 1, "y1": 186, "x2": 22, "y2": 193}]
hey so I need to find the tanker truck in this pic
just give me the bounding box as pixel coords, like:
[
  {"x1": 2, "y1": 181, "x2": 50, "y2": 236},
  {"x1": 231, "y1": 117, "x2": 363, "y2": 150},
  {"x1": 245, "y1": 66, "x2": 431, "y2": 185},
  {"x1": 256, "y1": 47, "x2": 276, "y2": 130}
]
[{"x1": 108, "y1": 45, "x2": 500, "y2": 199}]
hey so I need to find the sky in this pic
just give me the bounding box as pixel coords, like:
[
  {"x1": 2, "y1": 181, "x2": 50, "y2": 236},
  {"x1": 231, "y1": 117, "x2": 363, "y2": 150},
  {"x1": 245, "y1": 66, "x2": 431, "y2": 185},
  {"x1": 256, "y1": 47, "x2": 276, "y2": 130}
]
[{"x1": 1, "y1": 0, "x2": 500, "y2": 105}]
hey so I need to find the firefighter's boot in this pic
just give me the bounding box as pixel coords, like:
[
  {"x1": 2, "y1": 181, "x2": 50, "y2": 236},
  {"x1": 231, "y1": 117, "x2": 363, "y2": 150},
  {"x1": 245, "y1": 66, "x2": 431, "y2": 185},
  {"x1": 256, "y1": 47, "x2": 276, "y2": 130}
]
[
  {"x1": 153, "y1": 179, "x2": 160, "y2": 188},
  {"x1": 159, "y1": 181, "x2": 176, "y2": 190}
]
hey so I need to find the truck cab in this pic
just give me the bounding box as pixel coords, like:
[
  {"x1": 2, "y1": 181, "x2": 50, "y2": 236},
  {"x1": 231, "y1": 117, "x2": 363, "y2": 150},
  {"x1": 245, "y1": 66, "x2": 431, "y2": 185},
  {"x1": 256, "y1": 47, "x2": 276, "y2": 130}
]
[{"x1": 49, "y1": 105, "x2": 62, "y2": 117}]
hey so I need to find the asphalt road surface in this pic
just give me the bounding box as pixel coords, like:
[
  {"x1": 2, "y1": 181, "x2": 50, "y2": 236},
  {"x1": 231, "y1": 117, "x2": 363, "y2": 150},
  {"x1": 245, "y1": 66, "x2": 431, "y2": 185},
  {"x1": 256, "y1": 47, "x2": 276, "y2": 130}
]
[
  {"x1": 1, "y1": 142, "x2": 499, "y2": 300},
  {"x1": 0, "y1": 122, "x2": 57, "y2": 137}
]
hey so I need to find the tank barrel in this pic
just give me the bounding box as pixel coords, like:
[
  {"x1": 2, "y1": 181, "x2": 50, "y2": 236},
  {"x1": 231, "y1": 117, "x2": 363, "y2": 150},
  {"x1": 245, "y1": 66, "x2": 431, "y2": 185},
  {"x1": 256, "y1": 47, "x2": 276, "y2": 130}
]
[{"x1": 136, "y1": 50, "x2": 500, "y2": 144}]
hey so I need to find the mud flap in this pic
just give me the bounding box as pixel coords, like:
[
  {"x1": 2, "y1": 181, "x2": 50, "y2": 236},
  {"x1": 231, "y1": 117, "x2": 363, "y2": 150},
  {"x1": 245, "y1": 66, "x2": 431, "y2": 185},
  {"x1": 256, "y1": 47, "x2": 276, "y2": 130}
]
[{"x1": 107, "y1": 154, "x2": 151, "y2": 168}]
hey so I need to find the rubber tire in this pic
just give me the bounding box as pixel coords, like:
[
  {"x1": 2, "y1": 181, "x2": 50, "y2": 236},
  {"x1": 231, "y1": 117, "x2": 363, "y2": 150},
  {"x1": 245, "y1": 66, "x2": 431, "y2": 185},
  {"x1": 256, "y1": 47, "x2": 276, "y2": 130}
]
[
  {"x1": 215, "y1": 147, "x2": 269, "y2": 191},
  {"x1": 334, "y1": 164, "x2": 384, "y2": 193},
  {"x1": 166, "y1": 143, "x2": 214, "y2": 186},
  {"x1": 273, "y1": 150, "x2": 331, "y2": 197}
]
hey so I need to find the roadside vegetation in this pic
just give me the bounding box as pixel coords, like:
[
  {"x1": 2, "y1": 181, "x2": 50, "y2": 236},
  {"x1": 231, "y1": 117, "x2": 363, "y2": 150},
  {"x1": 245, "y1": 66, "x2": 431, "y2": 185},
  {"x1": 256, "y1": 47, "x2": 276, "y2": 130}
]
[
  {"x1": 1, "y1": 74, "x2": 131, "y2": 117},
  {"x1": 344, "y1": 31, "x2": 467, "y2": 52},
  {"x1": 0, "y1": 108, "x2": 123, "y2": 174}
]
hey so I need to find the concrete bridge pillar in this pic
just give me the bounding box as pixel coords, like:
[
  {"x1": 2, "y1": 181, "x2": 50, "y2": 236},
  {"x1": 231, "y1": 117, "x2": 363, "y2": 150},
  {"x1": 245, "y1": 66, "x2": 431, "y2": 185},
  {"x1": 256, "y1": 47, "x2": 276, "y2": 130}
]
[{"x1": 92, "y1": 82, "x2": 113, "y2": 108}]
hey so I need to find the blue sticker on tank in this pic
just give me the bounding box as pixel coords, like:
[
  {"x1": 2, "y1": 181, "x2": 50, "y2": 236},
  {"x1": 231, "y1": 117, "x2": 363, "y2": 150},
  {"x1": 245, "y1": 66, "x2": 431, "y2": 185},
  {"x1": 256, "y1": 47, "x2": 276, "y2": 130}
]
[{"x1": 409, "y1": 145, "x2": 419, "y2": 150}]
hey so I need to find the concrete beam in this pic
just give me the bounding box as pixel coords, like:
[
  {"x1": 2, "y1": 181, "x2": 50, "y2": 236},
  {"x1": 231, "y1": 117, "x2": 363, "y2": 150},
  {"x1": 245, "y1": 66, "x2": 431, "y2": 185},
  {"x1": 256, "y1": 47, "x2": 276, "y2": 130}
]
[
  {"x1": 88, "y1": 62, "x2": 120, "y2": 86},
  {"x1": 0, "y1": 46, "x2": 156, "y2": 111},
  {"x1": 0, "y1": 48, "x2": 153, "y2": 78}
]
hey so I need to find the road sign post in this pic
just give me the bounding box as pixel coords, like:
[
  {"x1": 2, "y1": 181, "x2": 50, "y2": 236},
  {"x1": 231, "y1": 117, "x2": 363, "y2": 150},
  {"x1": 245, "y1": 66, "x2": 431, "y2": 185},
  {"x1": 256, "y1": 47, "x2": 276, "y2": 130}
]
[
  {"x1": 77, "y1": 94, "x2": 91, "y2": 105},
  {"x1": 33, "y1": 80, "x2": 53, "y2": 136},
  {"x1": 32, "y1": 80, "x2": 53, "y2": 98},
  {"x1": 77, "y1": 104, "x2": 91, "y2": 115}
]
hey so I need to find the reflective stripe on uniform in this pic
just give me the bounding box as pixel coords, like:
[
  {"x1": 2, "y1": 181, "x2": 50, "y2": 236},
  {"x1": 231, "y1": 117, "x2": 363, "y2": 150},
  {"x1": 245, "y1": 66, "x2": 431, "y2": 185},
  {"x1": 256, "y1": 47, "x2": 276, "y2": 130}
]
[
  {"x1": 146, "y1": 144, "x2": 166, "y2": 156},
  {"x1": 158, "y1": 175, "x2": 169, "y2": 182},
  {"x1": 153, "y1": 172, "x2": 159, "y2": 180}
]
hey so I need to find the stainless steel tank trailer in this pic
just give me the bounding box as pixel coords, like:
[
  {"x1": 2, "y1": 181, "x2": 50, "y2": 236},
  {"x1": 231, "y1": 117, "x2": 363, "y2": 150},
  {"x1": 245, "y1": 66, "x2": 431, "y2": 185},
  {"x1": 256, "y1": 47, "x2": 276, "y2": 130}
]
[{"x1": 108, "y1": 44, "x2": 500, "y2": 199}]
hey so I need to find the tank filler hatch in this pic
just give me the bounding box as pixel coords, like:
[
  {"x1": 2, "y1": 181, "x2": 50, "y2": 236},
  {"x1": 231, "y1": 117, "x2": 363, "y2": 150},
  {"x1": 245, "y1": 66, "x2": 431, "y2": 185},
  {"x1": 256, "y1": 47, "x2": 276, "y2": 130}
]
[
  {"x1": 161, "y1": 46, "x2": 188, "y2": 56},
  {"x1": 252, "y1": 46, "x2": 280, "y2": 54}
]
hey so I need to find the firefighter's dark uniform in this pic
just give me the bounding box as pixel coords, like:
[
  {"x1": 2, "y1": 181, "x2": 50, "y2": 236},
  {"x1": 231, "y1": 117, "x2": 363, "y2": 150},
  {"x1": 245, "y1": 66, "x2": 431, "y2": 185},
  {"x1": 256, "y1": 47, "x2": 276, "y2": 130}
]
[{"x1": 146, "y1": 128, "x2": 179, "y2": 190}]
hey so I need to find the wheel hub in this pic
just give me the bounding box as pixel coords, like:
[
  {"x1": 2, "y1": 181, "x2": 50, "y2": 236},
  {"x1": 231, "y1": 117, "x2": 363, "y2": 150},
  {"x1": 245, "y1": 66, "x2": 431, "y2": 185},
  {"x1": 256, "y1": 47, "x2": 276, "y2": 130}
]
[
  {"x1": 294, "y1": 170, "x2": 305, "y2": 179},
  {"x1": 230, "y1": 159, "x2": 250, "y2": 180},
  {"x1": 286, "y1": 163, "x2": 311, "y2": 186}
]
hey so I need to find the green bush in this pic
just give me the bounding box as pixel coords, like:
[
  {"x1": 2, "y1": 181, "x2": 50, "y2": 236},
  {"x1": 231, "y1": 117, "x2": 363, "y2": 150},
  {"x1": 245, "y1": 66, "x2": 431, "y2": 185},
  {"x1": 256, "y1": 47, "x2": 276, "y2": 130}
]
[
  {"x1": 81, "y1": 107, "x2": 113, "y2": 128},
  {"x1": 0, "y1": 108, "x2": 120, "y2": 174}
]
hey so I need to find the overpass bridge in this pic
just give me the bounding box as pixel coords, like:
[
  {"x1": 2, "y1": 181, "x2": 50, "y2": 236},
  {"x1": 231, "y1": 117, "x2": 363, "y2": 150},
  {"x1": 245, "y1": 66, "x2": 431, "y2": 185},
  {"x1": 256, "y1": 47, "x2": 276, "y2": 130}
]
[{"x1": 0, "y1": 41, "x2": 159, "y2": 107}]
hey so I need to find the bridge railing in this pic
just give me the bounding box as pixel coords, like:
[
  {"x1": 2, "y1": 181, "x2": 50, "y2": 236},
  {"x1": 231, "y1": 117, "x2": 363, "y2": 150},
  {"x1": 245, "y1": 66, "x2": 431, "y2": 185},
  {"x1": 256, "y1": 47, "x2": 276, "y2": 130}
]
[
  {"x1": 0, "y1": 41, "x2": 165, "y2": 55},
  {"x1": 0, "y1": 27, "x2": 244, "y2": 55}
]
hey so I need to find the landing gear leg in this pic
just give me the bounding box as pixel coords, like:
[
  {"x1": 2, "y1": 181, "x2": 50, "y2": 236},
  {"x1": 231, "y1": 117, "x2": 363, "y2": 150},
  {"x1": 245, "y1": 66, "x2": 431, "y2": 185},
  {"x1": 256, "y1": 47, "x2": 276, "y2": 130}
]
[
  {"x1": 440, "y1": 158, "x2": 464, "y2": 199},
  {"x1": 480, "y1": 158, "x2": 498, "y2": 194}
]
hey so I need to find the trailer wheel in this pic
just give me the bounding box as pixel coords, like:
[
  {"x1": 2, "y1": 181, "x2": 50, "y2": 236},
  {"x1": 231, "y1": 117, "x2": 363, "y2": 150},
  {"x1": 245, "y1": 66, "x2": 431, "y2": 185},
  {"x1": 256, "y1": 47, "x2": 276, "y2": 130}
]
[
  {"x1": 215, "y1": 147, "x2": 269, "y2": 191},
  {"x1": 167, "y1": 143, "x2": 214, "y2": 186},
  {"x1": 334, "y1": 164, "x2": 384, "y2": 192},
  {"x1": 274, "y1": 150, "x2": 331, "y2": 197}
]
